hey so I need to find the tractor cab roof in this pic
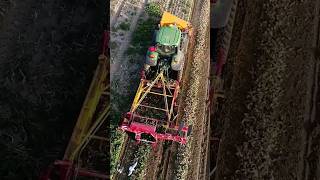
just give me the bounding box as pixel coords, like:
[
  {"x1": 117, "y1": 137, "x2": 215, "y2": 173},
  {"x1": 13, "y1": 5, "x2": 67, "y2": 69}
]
[{"x1": 156, "y1": 25, "x2": 181, "y2": 46}]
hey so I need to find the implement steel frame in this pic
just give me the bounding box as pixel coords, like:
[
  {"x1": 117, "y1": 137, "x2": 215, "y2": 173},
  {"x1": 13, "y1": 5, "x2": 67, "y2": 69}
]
[
  {"x1": 131, "y1": 70, "x2": 178, "y2": 120},
  {"x1": 39, "y1": 31, "x2": 110, "y2": 180},
  {"x1": 119, "y1": 70, "x2": 189, "y2": 145}
]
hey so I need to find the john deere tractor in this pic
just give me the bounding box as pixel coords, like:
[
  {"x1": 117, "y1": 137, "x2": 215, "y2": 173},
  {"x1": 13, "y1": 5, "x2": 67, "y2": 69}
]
[
  {"x1": 143, "y1": 12, "x2": 192, "y2": 81},
  {"x1": 118, "y1": 12, "x2": 193, "y2": 146}
]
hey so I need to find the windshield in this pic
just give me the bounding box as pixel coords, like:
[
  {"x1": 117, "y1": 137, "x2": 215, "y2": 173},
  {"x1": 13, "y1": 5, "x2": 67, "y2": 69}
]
[{"x1": 156, "y1": 44, "x2": 176, "y2": 56}]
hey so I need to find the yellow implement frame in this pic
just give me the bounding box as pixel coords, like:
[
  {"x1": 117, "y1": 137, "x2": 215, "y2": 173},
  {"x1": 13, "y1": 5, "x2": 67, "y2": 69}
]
[
  {"x1": 63, "y1": 54, "x2": 109, "y2": 161},
  {"x1": 130, "y1": 70, "x2": 178, "y2": 123}
]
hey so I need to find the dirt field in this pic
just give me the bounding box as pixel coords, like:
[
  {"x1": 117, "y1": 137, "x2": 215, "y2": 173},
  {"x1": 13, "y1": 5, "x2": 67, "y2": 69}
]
[
  {"x1": 137, "y1": 0, "x2": 210, "y2": 179},
  {"x1": 214, "y1": 0, "x2": 318, "y2": 179},
  {"x1": 111, "y1": 0, "x2": 212, "y2": 179},
  {"x1": 0, "y1": 0, "x2": 106, "y2": 179}
]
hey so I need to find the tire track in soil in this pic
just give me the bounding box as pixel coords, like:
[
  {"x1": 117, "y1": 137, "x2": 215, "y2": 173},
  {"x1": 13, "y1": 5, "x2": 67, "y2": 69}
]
[
  {"x1": 110, "y1": 0, "x2": 148, "y2": 80},
  {"x1": 113, "y1": 137, "x2": 139, "y2": 180},
  {"x1": 110, "y1": 0, "x2": 126, "y2": 28},
  {"x1": 161, "y1": 146, "x2": 172, "y2": 179}
]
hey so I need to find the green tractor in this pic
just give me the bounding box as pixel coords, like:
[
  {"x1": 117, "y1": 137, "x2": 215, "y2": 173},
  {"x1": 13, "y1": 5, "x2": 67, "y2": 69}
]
[{"x1": 143, "y1": 12, "x2": 192, "y2": 81}]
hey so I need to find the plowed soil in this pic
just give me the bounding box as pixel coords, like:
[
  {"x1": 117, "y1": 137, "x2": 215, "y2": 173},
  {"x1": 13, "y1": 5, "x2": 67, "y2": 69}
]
[
  {"x1": 214, "y1": 0, "x2": 320, "y2": 179},
  {"x1": 0, "y1": 0, "x2": 106, "y2": 179}
]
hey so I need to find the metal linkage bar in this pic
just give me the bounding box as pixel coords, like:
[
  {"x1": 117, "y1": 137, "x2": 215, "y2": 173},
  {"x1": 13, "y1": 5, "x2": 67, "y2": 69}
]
[{"x1": 130, "y1": 70, "x2": 179, "y2": 122}]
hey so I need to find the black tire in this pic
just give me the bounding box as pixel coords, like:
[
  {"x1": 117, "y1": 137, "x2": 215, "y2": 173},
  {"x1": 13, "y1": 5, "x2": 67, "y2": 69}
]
[
  {"x1": 178, "y1": 121, "x2": 184, "y2": 132},
  {"x1": 152, "y1": 31, "x2": 157, "y2": 44},
  {"x1": 187, "y1": 125, "x2": 192, "y2": 136},
  {"x1": 176, "y1": 121, "x2": 184, "y2": 136}
]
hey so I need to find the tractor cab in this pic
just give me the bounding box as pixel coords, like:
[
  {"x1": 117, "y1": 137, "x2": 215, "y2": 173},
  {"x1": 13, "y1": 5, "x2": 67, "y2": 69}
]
[
  {"x1": 145, "y1": 24, "x2": 182, "y2": 73},
  {"x1": 155, "y1": 25, "x2": 181, "y2": 56},
  {"x1": 144, "y1": 12, "x2": 192, "y2": 79}
]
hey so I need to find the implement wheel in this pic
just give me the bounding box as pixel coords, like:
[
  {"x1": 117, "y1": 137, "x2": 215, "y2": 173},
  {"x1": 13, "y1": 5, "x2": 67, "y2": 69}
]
[
  {"x1": 177, "y1": 121, "x2": 184, "y2": 136},
  {"x1": 187, "y1": 125, "x2": 192, "y2": 136},
  {"x1": 178, "y1": 121, "x2": 184, "y2": 132}
]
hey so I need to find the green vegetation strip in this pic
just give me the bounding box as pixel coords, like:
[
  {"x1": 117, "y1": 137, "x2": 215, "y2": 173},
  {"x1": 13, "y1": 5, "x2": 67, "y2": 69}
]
[
  {"x1": 126, "y1": 17, "x2": 158, "y2": 55},
  {"x1": 127, "y1": 2, "x2": 161, "y2": 55},
  {"x1": 130, "y1": 146, "x2": 151, "y2": 179}
]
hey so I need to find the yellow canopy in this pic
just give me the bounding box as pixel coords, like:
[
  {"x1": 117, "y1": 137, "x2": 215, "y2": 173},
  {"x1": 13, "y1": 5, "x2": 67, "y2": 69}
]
[{"x1": 160, "y1": 11, "x2": 190, "y2": 30}]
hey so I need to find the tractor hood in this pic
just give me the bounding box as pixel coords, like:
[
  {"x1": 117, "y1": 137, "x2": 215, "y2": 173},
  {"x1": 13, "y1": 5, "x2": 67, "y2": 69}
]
[{"x1": 156, "y1": 26, "x2": 181, "y2": 46}]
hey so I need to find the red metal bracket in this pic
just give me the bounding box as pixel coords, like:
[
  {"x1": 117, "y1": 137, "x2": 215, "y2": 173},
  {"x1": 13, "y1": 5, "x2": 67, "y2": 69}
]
[{"x1": 39, "y1": 160, "x2": 109, "y2": 180}]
